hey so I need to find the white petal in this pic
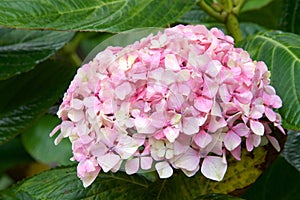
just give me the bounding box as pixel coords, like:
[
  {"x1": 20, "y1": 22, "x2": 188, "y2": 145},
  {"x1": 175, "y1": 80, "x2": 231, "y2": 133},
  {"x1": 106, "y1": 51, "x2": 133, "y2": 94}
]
[
  {"x1": 125, "y1": 158, "x2": 140, "y2": 175},
  {"x1": 155, "y1": 161, "x2": 173, "y2": 178},
  {"x1": 224, "y1": 130, "x2": 241, "y2": 151},
  {"x1": 250, "y1": 120, "x2": 265, "y2": 136},
  {"x1": 183, "y1": 117, "x2": 201, "y2": 135},
  {"x1": 201, "y1": 156, "x2": 227, "y2": 181},
  {"x1": 97, "y1": 153, "x2": 120, "y2": 172},
  {"x1": 173, "y1": 148, "x2": 200, "y2": 171},
  {"x1": 80, "y1": 168, "x2": 100, "y2": 188},
  {"x1": 115, "y1": 135, "x2": 139, "y2": 159}
]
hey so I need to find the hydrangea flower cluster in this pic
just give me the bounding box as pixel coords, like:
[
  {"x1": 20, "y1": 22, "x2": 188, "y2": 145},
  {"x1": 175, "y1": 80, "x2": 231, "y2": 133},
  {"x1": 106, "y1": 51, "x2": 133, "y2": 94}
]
[{"x1": 51, "y1": 25, "x2": 284, "y2": 187}]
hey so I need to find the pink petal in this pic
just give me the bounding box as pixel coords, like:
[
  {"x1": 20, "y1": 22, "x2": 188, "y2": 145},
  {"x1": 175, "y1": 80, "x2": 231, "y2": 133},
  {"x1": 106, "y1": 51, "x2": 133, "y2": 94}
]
[
  {"x1": 224, "y1": 130, "x2": 241, "y2": 151},
  {"x1": 97, "y1": 153, "x2": 121, "y2": 172},
  {"x1": 250, "y1": 120, "x2": 265, "y2": 136},
  {"x1": 141, "y1": 157, "x2": 153, "y2": 170},
  {"x1": 265, "y1": 107, "x2": 277, "y2": 122},
  {"x1": 207, "y1": 116, "x2": 227, "y2": 133},
  {"x1": 194, "y1": 96, "x2": 213, "y2": 113},
  {"x1": 155, "y1": 161, "x2": 173, "y2": 178},
  {"x1": 165, "y1": 54, "x2": 181, "y2": 70},
  {"x1": 70, "y1": 98, "x2": 84, "y2": 110},
  {"x1": 164, "y1": 126, "x2": 180, "y2": 143},
  {"x1": 201, "y1": 156, "x2": 227, "y2": 181},
  {"x1": 125, "y1": 158, "x2": 140, "y2": 175},
  {"x1": 266, "y1": 135, "x2": 281, "y2": 152},
  {"x1": 150, "y1": 111, "x2": 166, "y2": 128},
  {"x1": 182, "y1": 117, "x2": 201, "y2": 135},
  {"x1": 173, "y1": 148, "x2": 200, "y2": 171},
  {"x1": 230, "y1": 145, "x2": 241, "y2": 160},
  {"x1": 115, "y1": 82, "x2": 132, "y2": 100},
  {"x1": 194, "y1": 130, "x2": 213, "y2": 148},
  {"x1": 232, "y1": 123, "x2": 249, "y2": 137}
]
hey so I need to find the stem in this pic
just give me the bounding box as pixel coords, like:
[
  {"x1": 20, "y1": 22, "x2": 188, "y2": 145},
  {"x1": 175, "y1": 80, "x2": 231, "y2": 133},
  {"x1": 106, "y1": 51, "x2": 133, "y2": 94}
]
[
  {"x1": 60, "y1": 33, "x2": 84, "y2": 67},
  {"x1": 198, "y1": 0, "x2": 225, "y2": 22},
  {"x1": 225, "y1": 12, "x2": 243, "y2": 42}
]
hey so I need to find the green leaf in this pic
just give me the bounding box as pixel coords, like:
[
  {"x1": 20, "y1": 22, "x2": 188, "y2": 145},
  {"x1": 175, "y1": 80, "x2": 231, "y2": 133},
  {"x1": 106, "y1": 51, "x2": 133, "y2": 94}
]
[
  {"x1": 0, "y1": 145, "x2": 276, "y2": 199},
  {"x1": 0, "y1": 58, "x2": 77, "y2": 145},
  {"x1": 240, "y1": 31, "x2": 300, "y2": 130},
  {"x1": 278, "y1": 0, "x2": 300, "y2": 34},
  {"x1": 0, "y1": 0, "x2": 196, "y2": 32},
  {"x1": 242, "y1": 156, "x2": 300, "y2": 200},
  {"x1": 21, "y1": 115, "x2": 73, "y2": 166},
  {"x1": 241, "y1": 0, "x2": 274, "y2": 12},
  {"x1": 282, "y1": 131, "x2": 300, "y2": 172},
  {"x1": 0, "y1": 28, "x2": 74, "y2": 80}
]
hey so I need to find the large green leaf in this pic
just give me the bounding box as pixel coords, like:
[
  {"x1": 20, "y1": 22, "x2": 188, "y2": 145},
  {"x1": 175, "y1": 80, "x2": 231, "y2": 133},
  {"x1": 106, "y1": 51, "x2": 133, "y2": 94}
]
[
  {"x1": 0, "y1": 145, "x2": 278, "y2": 199},
  {"x1": 21, "y1": 115, "x2": 73, "y2": 166},
  {"x1": 242, "y1": 156, "x2": 300, "y2": 200},
  {"x1": 240, "y1": 31, "x2": 300, "y2": 130},
  {"x1": 0, "y1": 28, "x2": 74, "y2": 80},
  {"x1": 0, "y1": 0, "x2": 196, "y2": 32},
  {"x1": 0, "y1": 58, "x2": 77, "y2": 145},
  {"x1": 282, "y1": 131, "x2": 300, "y2": 172}
]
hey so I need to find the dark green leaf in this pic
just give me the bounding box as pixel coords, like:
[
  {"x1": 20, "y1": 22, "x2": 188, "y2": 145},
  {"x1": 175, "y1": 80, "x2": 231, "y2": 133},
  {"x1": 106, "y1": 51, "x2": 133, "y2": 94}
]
[
  {"x1": 282, "y1": 130, "x2": 300, "y2": 172},
  {"x1": 239, "y1": 0, "x2": 300, "y2": 34},
  {"x1": 21, "y1": 115, "x2": 72, "y2": 166},
  {"x1": 278, "y1": 0, "x2": 300, "y2": 34},
  {"x1": 242, "y1": 156, "x2": 300, "y2": 200},
  {"x1": 241, "y1": 0, "x2": 274, "y2": 12},
  {"x1": 240, "y1": 31, "x2": 300, "y2": 130},
  {"x1": 0, "y1": 58, "x2": 77, "y2": 145},
  {"x1": 0, "y1": 28, "x2": 74, "y2": 80},
  {"x1": 194, "y1": 194, "x2": 243, "y2": 200},
  {"x1": 0, "y1": 0, "x2": 196, "y2": 32}
]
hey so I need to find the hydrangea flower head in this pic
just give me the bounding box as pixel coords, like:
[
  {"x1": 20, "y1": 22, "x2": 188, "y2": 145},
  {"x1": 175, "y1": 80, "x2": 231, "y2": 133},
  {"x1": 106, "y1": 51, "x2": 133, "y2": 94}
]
[{"x1": 51, "y1": 25, "x2": 284, "y2": 187}]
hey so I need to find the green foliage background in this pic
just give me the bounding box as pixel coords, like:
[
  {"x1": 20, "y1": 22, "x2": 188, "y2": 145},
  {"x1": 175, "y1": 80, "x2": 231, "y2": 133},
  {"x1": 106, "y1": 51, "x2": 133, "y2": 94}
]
[{"x1": 0, "y1": 0, "x2": 299, "y2": 199}]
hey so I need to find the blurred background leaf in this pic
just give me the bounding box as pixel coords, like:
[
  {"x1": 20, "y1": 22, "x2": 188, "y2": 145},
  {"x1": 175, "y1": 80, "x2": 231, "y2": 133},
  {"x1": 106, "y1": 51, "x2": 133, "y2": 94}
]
[{"x1": 21, "y1": 115, "x2": 72, "y2": 166}]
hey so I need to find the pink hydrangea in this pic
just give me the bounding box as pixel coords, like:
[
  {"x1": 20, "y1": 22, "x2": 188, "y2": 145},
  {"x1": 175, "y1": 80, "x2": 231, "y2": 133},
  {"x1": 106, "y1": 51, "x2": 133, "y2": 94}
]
[{"x1": 50, "y1": 25, "x2": 284, "y2": 187}]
